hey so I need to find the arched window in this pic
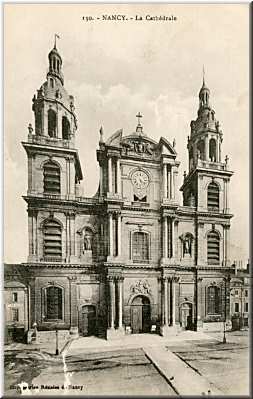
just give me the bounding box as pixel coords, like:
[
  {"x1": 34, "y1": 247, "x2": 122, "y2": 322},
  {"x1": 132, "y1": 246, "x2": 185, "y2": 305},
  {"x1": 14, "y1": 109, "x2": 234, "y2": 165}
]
[
  {"x1": 132, "y1": 232, "x2": 149, "y2": 262},
  {"x1": 207, "y1": 182, "x2": 219, "y2": 210},
  {"x1": 207, "y1": 286, "x2": 220, "y2": 314},
  {"x1": 62, "y1": 116, "x2": 70, "y2": 140},
  {"x1": 197, "y1": 140, "x2": 205, "y2": 160},
  {"x1": 207, "y1": 231, "x2": 220, "y2": 265},
  {"x1": 43, "y1": 219, "x2": 62, "y2": 260},
  {"x1": 209, "y1": 138, "x2": 216, "y2": 162},
  {"x1": 48, "y1": 109, "x2": 57, "y2": 137},
  {"x1": 43, "y1": 161, "x2": 60, "y2": 194},
  {"x1": 45, "y1": 286, "x2": 63, "y2": 319}
]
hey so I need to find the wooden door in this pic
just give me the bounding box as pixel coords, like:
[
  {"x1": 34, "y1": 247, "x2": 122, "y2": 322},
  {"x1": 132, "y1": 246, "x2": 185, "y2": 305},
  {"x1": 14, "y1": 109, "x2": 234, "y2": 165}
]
[
  {"x1": 131, "y1": 295, "x2": 151, "y2": 334},
  {"x1": 131, "y1": 305, "x2": 142, "y2": 333},
  {"x1": 142, "y1": 304, "x2": 151, "y2": 333},
  {"x1": 80, "y1": 305, "x2": 96, "y2": 336}
]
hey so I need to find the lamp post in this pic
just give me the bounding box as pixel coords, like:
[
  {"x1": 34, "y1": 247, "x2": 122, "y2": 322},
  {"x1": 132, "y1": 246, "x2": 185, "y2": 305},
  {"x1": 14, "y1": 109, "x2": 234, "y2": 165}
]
[
  {"x1": 223, "y1": 275, "x2": 231, "y2": 344},
  {"x1": 55, "y1": 327, "x2": 59, "y2": 355}
]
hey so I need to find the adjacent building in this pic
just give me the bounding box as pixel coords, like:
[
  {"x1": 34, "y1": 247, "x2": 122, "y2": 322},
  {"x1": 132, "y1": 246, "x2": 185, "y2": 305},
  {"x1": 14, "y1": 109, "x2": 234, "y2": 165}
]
[{"x1": 5, "y1": 42, "x2": 236, "y2": 342}]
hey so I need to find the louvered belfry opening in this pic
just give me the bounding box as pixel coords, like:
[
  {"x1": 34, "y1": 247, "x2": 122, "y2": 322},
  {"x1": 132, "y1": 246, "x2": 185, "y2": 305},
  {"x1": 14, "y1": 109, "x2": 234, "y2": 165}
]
[
  {"x1": 207, "y1": 231, "x2": 220, "y2": 265},
  {"x1": 43, "y1": 219, "x2": 62, "y2": 261},
  {"x1": 43, "y1": 161, "x2": 60, "y2": 194},
  {"x1": 207, "y1": 182, "x2": 219, "y2": 210}
]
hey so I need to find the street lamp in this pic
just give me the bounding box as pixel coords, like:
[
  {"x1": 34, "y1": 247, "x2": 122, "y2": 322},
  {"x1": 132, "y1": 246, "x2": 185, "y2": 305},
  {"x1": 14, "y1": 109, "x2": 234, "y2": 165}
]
[
  {"x1": 223, "y1": 275, "x2": 231, "y2": 344},
  {"x1": 55, "y1": 327, "x2": 59, "y2": 355}
]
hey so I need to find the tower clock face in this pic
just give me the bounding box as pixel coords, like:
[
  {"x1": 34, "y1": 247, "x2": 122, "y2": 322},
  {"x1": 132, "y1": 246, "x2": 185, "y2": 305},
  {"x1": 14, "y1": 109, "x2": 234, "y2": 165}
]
[{"x1": 131, "y1": 170, "x2": 149, "y2": 190}]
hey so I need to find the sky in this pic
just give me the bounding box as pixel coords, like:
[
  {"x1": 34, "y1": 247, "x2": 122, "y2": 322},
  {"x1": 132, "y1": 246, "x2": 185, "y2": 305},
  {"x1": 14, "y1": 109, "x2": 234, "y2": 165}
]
[{"x1": 4, "y1": 4, "x2": 249, "y2": 264}]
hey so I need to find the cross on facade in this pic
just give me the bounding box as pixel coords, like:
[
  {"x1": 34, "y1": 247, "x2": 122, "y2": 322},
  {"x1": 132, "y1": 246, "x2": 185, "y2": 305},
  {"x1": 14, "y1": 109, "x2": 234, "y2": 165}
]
[{"x1": 136, "y1": 112, "x2": 143, "y2": 134}]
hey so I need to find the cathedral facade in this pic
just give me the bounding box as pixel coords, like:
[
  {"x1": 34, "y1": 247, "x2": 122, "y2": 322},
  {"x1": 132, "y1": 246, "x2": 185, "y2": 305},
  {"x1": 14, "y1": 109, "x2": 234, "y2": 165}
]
[{"x1": 5, "y1": 43, "x2": 235, "y2": 341}]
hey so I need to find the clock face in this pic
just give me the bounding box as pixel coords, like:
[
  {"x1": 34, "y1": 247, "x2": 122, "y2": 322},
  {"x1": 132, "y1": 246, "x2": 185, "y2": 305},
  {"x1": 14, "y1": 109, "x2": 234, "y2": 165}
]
[{"x1": 131, "y1": 170, "x2": 149, "y2": 190}]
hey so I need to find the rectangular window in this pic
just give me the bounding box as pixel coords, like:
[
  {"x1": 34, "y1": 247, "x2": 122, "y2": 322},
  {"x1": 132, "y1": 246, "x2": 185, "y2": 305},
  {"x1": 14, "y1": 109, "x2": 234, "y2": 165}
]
[
  {"x1": 245, "y1": 303, "x2": 248, "y2": 312},
  {"x1": 12, "y1": 292, "x2": 18, "y2": 302},
  {"x1": 234, "y1": 303, "x2": 239, "y2": 313},
  {"x1": 234, "y1": 290, "x2": 238, "y2": 296},
  {"x1": 245, "y1": 290, "x2": 248, "y2": 297},
  {"x1": 12, "y1": 308, "x2": 19, "y2": 322}
]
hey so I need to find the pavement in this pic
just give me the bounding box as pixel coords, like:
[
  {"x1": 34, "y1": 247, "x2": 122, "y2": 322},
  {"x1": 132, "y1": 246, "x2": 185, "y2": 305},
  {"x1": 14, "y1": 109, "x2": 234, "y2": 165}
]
[
  {"x1": 4, "y1": 330, "x2": 248, "y2": 396},
  {"x1": 65, "y1": 330, "x2": 218, "y2": 355},
  {"x1": 64, "y1": 330, "x2": 223, "y2": 396}
]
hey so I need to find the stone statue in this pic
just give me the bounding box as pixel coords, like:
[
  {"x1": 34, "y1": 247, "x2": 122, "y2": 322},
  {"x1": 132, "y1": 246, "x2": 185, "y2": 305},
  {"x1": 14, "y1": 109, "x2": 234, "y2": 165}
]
[
  {"x1": 83, "y1": 234, "x2": 92, "y2": 251},
  {"x1": 184, "y1": 236, "x2": 192, "y2": 256}
]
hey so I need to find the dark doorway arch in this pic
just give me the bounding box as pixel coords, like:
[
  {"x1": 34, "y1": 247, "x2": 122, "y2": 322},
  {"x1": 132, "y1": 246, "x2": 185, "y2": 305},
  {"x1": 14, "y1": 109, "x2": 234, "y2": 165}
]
[
  {"x1": 79, "y1": 305, "x2": 96, "y2": 336},
  {"x1": 180, "y1": 302, "x2": 193, "y2": 330},
  {"x1": 130, "y1": 295, "x2": 151, "y2": 334}
]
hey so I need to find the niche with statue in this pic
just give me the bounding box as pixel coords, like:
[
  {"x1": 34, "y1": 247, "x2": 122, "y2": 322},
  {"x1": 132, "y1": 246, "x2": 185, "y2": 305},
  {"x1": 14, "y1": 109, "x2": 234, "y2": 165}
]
[
  {"x1": 179, "y1": 233, "x2": 194, "y2": 262},
  {"x1": 78, "y1": 226, "x2": 95, "y2": 262}
]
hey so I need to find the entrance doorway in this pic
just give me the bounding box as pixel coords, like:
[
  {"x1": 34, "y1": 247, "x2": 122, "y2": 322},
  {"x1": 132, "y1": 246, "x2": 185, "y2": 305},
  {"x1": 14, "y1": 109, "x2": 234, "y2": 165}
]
[
  {"x1": 180, "y1": 302, "x2": 193, "y2": 330},
  {"x1": 79, "y1": 305, "x2": 96, "y2": 336},
  {"x1": 130, "y1": 295, "x2": 151, "y2": 334}
]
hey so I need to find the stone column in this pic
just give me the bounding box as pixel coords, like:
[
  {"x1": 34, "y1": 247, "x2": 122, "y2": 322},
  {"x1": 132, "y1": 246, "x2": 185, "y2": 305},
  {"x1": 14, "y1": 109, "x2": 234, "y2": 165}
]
[
  {"x1": 163, "y1": 163, "x2": 167, "y2": 198},
  {"x1": 205, "y1": 136, "x2": 209, "y2": 161},
  {"x1": 118, "y1": 278, "x2": 123, "y2": 328},
  {"x1": 171, "y1": 218, "x2": 175, "y2": 258},
  {"x1": 167, "y1": 278, "x2": 171, "y2": 325},
  {"x1": 226, "y1": 180, "x2": 230, "y2": 212},
  {"x1": 109, "y1": 213, "x2": 113, "y2": 257},
  {"x1": 172, "y1": 277, "x2": 176, "y2": 326},
  {"x1": 161, "y1": 278, "x2": 165, "y2": 326},
  {"x1": 167, "y1": 166, "x2": 171, "y2": 199},
  {"x1": 65, "y1": 212, "x2": 69, "y2": 261},
  {"x1": 164, "y1": 278, "x2": 168, "y2": 326},
  {"x1": 226, "y1": 227, "x2": 230, "y2": 264},
  {"x1": 69, "y1": 159, "x2": 75, "y2": 197},
  {"x1": 216, "y1": 139, "x2": 219, "y2": 162},
  {"x1": 69, "y1": 213, "x2": 75, "y2": 258},
  {"x1": 99, "y1": 165, "x2": 103, "y2": 196},
  {"x1": 108, "y1": 157, "x2": 112, "y2": 193},
  {"x1": 117, "y1": 214, "x2": 121, "y2": 257},
  {"x1": 174, "y1": 170, "x2": 178, "y2": 202},
  {"x1": 43, "y1": 104, "x2": 48, "y2": 136},
  {"x1": 109, "y1": 277, "x2": 115, "y2": 329},
  {"x1": 170, "y1": 166, "x2": 174, "y2": 199},
  {"x1": 32, "y1": 211, "x2": 37, "y2": 256},
  {"x1": 116, "y1": 158, "x2": 121, "y2": 195},
  {"x1": 163, "y1": 216, "x2": 168, "y2": 258},
  {"x1": 57, "y1": 106, "x2": 61, "y2": 139},
  {"x1": 69, "y1": 277, "x2": 78, "y2": 336}
]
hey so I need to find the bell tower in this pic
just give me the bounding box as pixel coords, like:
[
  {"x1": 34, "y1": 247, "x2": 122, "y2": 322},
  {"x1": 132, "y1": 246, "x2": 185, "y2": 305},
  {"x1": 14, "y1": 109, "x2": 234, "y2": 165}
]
[
  {"x1": 180, "y1": 73, "x2": 233, "y2": 267},
  {"x1": 22, "y1": 38, "x2": 83, "y2": 264},
  {"x1": 187, "y1": 72, "x2": 223, "y2": 174},
  {"x1": 32, "y1": 35, "x2": 77, "y2": 144}
]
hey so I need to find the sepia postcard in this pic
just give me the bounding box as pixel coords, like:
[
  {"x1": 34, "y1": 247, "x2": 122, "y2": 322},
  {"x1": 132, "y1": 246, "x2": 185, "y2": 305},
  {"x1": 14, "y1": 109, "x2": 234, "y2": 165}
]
[{"x1": 3, "y1": 3, "x2": 250, "y2": 397}]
